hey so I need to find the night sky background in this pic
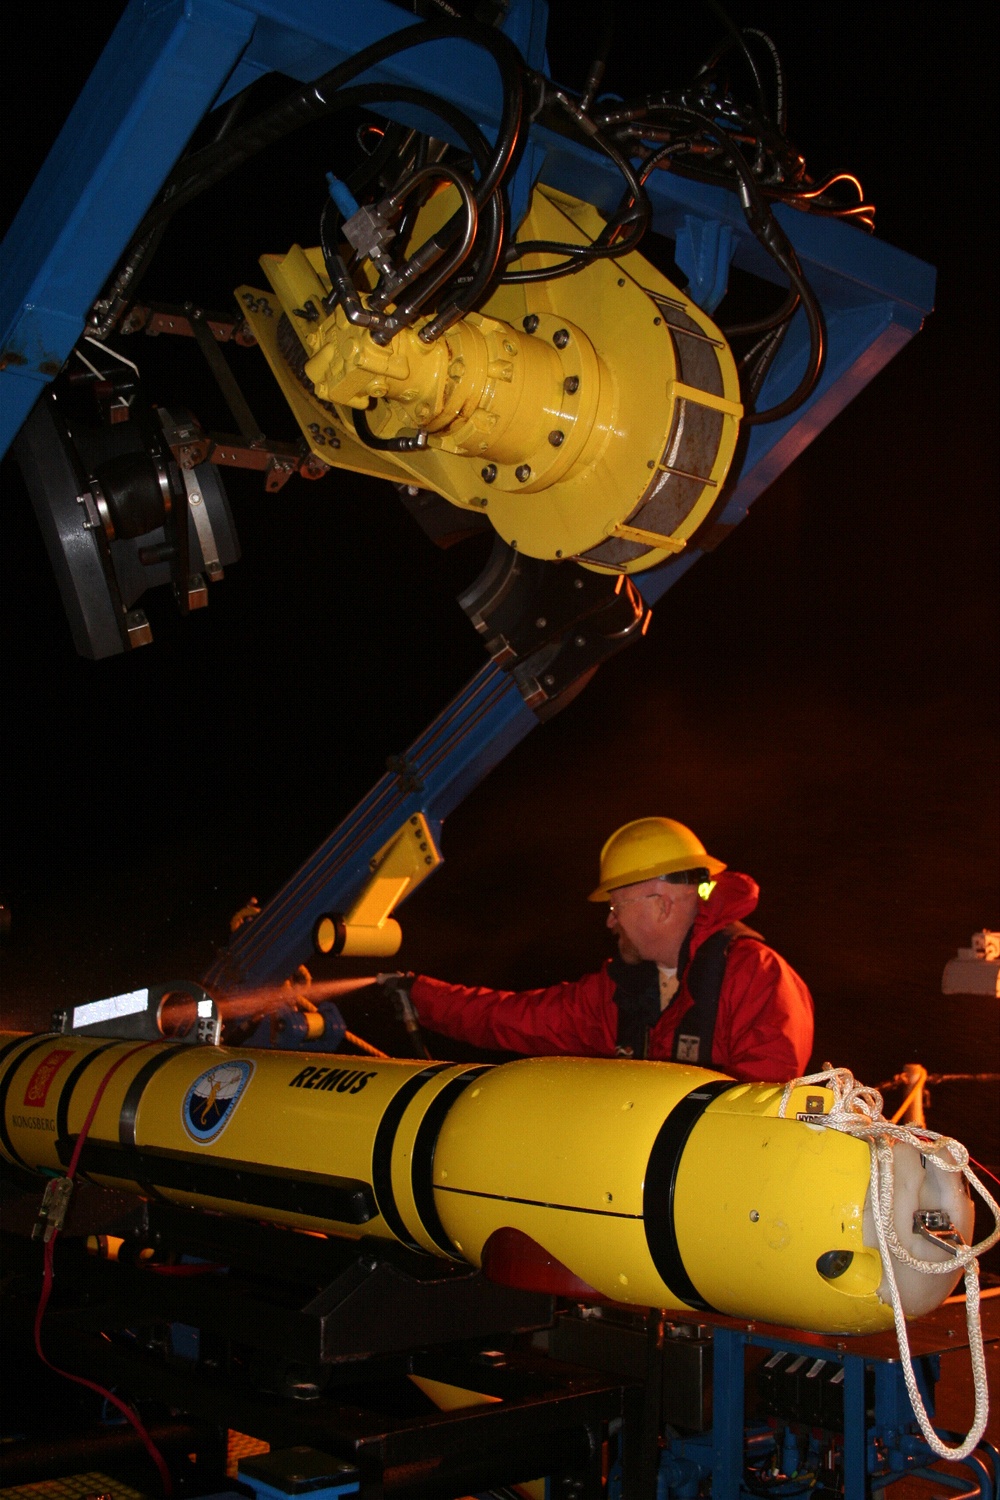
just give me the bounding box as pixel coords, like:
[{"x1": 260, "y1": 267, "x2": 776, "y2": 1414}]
[{"x1": 1, "y1": 0, "x2": 997, "y2": 1221}]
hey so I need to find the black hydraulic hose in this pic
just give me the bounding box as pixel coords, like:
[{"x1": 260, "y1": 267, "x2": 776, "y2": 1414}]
[
  {"x1": 741, "y1": 255, "x2": 823, "y2": 425},
  {"x1": 420, "y1": 182, "x2": 507, "y2": 338},
  {"x1": 696, "y1": 0, "x2": 770, "y2": 122},
  {"x1": 502, "y1": 88, "x2": 651, "y2": 283},
  {"x1": 392, "y1": 132, "x2": 431, "y2": 250},
  {"x1": 324, "y1": 86, "x2": 498, "y2": 335},
  {"x1": 372, "y1": 165, "x2": 479, "y2": 331},
  {"x1": 351, "y1": 406, "x2": 428, "y2": 452},
  {"x1": 306, "y1": 83, "x2": 492, "y2": 328},
  {"x1": 208, "y1": 90, "x2": 250, "y2": 144},
  {"x1": 345, "y1": 119, "x2": 417, "y2": 201},
  {"x1": 740, "y1": 318, "x2": 791, "y2": 408},
  {"x1": 133, "y1": 19, "x2": 525, "y2": 243},
  {"x1": 645, "y1": 102, "x2": 824, "y2": 423},
  {"x1": 743, "y1": 28, "x2": 786, "y2": 132},
  {"x1": 578, "y1": 1, "x2": 615, "y2": 113},
  {"x1": 721, "y1": 286, "x2": 799, "y2": 339}
]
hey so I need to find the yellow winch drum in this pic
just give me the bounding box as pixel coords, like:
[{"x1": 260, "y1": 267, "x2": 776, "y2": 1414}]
[{"x1": 0, "y1": 1033, "x2": 971, "y2": 1335}]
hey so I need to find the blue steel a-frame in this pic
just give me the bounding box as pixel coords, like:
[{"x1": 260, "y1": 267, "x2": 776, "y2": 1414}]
[{"x1": 0, "y1": 0, "x2": 936, "y2": 989}]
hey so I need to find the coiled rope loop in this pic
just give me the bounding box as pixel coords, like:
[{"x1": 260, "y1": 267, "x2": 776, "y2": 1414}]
[{"x1": 778, "y1": 1067, "x2": 1000, "y2": 1462}]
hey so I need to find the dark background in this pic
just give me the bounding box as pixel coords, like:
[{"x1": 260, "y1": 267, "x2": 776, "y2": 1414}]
[{"x1": 1, "y1": 1, "x2": 997, "y2": 1198}]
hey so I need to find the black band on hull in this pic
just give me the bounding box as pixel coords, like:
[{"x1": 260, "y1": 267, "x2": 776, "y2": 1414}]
[
  {"x1": 370, "y1": 1064, "x2": 450, "y2": 1250},
  {"x1": 0, "y1": 1036, "x2": 60, "y2": 1168},
  {"x1": 411, "y1": 1066, "x2": 493, "y2": 1256},
  {"x1": 118, "y1": 1045, "x2": 189, "y2": 1147},
  {"x1": 643, "y1": 1079, "x2": 738, "y2": 1310},
  {"x1": 56, "y1": 1042, "x2": 120, "y2": 1152}
]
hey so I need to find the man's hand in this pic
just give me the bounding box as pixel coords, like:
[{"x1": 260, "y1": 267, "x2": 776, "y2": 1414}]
[{"x1": 376, "y1": 972, "x2": 431, "y2": 1059}]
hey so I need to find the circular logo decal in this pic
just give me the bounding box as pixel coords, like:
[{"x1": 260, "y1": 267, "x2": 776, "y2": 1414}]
[{"x1": 182, "y1": 1060, "x2": 254, "y2": 1143}]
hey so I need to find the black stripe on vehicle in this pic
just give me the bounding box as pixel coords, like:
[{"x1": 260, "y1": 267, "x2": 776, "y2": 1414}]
[
  {"x1": 0, "y1": 1035, "x2": 60, "y2": 1168},
  {"x1": 370, "y1": 1064, "x2": 450, "y2": 1250},
  {"x1": 411, "y1": 1066, "x2": 493, "y2": 1256},
  {"x1": 118, "y1": 1045, "x2": 189, "y2": 1147},
  {"x1": 643, "y1": 1079, "x2": 739, "y2": 1310},
  {"x1": 117, "y1": 1044, "x2": 191, "y2": 1203},
  {"x1": 59, "y1": 1139, "x2": 377, "y2": 1225},
  {"x1": 0, "y1": 1033, "x2": 47, "y2": 1071},
  {"x1": 56, "y1": 1042, "x2": 121, "y2": 1154}
]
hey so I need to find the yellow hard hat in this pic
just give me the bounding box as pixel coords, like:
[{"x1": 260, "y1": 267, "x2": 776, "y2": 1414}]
[{"x1": 588, "y1": 817, "x2": 727, "y2": 900}]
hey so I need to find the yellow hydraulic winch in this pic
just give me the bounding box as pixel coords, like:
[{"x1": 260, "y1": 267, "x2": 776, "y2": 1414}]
[{"x1": 241, "y1": 186, "x2": 742, "y2": 573}]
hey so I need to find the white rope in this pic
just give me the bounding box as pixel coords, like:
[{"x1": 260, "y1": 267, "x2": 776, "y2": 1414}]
[{"x1": 778, "y1": 1067, "x2": 1000, "y2": 1462}]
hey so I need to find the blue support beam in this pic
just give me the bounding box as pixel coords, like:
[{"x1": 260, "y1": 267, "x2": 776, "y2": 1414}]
[
  {"x1": 204, "y1": 660, "x2": 537, "y2": 990},
  {"x1": 0, "y1": 0, "x2": 256, "y2": 451},
  {"x1": 711, "y1": 1327, "x2": 749, "y2": 1496}
]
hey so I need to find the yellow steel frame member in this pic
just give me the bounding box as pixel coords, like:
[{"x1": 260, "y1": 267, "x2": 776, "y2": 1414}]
[
  {"x1": 241, "y1": 186, "x2": 742, "y2": 575},
  {"x1": 0, "y1": 1032, "x2": 972, "y2": 1335}
]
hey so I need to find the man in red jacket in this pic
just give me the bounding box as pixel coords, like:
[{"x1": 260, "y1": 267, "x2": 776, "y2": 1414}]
[{"x1": 409, "y1": 817, "x2": 814, "y2": 1084}]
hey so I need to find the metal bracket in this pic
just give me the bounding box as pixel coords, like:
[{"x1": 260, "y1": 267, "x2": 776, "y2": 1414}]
[
  {"x1": 180, "y1": 463, "x2": 223, "y2": 581},
  {"x1": 313, "y1": 812, "x2": 443, "y2": 959},
  {"x1": 52, "y1": 979, "x2": 222, "y2": 1046},
  {"x1": 913, "y1": 1210, "x2": 966, "y2": 1258}
]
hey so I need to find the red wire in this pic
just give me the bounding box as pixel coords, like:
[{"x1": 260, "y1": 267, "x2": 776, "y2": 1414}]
[
  {"x1": 969, "y1": 1155, "x2": 1000, "y2": 1192},
  {"x1": 33, "y1": 1040, "x2": 174, "y2": 1497}
]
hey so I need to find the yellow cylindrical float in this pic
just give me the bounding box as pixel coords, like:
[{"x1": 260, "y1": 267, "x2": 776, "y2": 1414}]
[{"x1": 0, "y1": 1033, "x2": 971, "y2": 1334}]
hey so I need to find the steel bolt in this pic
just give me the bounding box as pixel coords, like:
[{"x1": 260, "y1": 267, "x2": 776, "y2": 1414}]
[
  {"x1": 522, "y1": 314, "x2": 539, "y2": 334},
  {"x1": 553, "y1": 328, "x2": 570, "y2": 349},
  {"x1": 573, "y1": 577, "x2": 583, "y2": 587},
  {"x1": 647, "y1": 459, "x2": 656, "y2": 469},
  {"x1": 617, "y1": 277, "x2": 626, "y2": 287},
  {"x1": 556, "y1": 550, "x2": 564, "y2": 558},
  {"x1": 535, "y1": 617, "x2": 548, "y2": 629},
  {"x1": 563, "y1": 375, "x2": 580, "y2": 394},
  {"x1": 548, "y1": 429, "x2": 565, "y2": 446},
  {"x1": 653, "y1": 316, "x2": 662, "y2": 325},
  {"x1": 574, "y1": 634, "x2": 586, "y2": 647},
  {"x1": 543, "y1": 674, "x2": 555, "y2": 685},
  {"x1": 515, "y1": 464, "x2": 531, "y2": 483},
  {"x1": 749, "y1": 1210, "x2": 760, "y2": 1222},
  {"x1": 481, "y1": 463, "x2": 497, "y2": 483}
]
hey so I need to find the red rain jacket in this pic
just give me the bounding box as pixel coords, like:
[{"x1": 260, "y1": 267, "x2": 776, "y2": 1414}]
[{"x1": 411, "y1": 871, "x2": 814, "y2": 1083}]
